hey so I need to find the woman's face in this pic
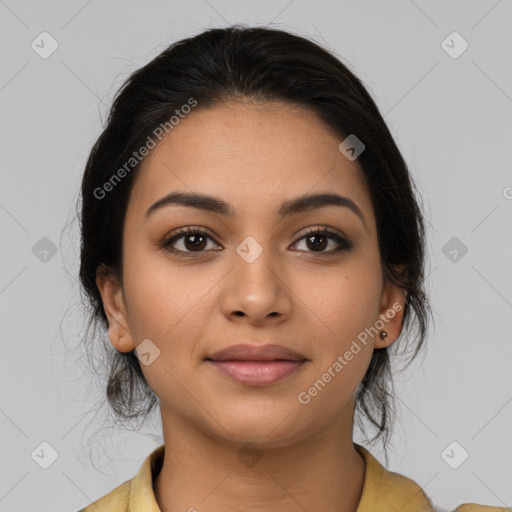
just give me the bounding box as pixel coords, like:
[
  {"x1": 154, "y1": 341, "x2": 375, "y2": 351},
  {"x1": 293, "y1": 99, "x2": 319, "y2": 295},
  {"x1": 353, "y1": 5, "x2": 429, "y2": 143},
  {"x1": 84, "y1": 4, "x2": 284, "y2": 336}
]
[{"x1": 98, "y1": 101, "x2": 406, "y2": 447}]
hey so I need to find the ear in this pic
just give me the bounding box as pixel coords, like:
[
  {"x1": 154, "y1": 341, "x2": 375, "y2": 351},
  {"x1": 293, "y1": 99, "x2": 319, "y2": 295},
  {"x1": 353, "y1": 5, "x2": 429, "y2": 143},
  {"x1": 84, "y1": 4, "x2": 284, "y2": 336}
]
[
  {"x1": 95, "y1": 264, "x2": 136, "y2": 353},
  {"x1": 376, "y1": 266, "x2": 408, "y2": 349}
]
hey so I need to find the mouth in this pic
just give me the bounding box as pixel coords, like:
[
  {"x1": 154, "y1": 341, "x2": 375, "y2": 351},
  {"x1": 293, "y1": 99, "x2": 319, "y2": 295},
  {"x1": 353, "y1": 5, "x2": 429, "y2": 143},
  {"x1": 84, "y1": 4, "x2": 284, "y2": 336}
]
[
  {"x1": 205, "y1": 343, "x2": 308, "y2": 386},
  {"x1": 206, "y1": 360, "x2": 307, "y2": 386},
  {"x1": 206, "y1": 343, "x2": 307, "y2": 362}
]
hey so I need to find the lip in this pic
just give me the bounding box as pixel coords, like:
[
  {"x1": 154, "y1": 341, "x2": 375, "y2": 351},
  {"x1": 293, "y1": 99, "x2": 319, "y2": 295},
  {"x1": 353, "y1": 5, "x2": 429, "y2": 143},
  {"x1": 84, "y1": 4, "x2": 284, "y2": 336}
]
[
  {"x1": 207, "y1": 360, "x2": 307, "y2": 386},
  {"x1": 205, "y1": 343, "x2": 308, "y2": 387},
  {"x1": 206, "y1": 343, "x2": 307, "y2": 362}
]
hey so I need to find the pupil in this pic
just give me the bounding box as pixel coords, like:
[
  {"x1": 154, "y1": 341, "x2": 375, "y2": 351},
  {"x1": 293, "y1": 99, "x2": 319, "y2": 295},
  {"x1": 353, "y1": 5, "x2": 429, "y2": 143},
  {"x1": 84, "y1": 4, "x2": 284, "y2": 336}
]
[
  {"x1": 182, "y1": 233, "x2": 329, "y2": 252},
  {"x1": 186, "y1": 234, "x2": 206, "y2": 251},
  {"x1": 308, "y1": 235, "x2": 326, "y2": 251}
]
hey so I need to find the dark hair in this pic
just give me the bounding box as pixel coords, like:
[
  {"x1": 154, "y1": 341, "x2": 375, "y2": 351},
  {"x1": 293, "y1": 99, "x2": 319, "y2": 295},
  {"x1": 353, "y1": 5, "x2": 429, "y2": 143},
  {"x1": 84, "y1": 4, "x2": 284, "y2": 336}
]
[{"x1": 78, "y1": 24, "x2": 433, "y2": 462}]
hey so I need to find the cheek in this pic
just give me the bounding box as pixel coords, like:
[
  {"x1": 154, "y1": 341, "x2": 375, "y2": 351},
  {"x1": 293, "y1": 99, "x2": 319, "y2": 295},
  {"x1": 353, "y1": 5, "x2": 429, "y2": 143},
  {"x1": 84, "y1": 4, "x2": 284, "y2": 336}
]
[
  {"x1": 295, "y1": 270, "x2": 379, "y2": 412},
  {"x1": 297, "y1": 266, "x2": 382, "y2": 348},
  {"x1": 121, "y1": 246, "x2": 217, "y2": 342}
]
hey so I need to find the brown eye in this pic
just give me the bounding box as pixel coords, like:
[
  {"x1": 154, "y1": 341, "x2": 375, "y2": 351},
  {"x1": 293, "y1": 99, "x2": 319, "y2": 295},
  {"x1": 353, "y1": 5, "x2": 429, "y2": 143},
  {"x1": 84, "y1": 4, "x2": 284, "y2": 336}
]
[
  {"x1": 291, "y1": 227, "x2": 353, "y2": 255},
  {"x1": 182, "y1": 233, "x2": 208, "y2": 251},
  {"x1": 161, "y1": 227, "x2": 221, "y2": 256},
  {"x1": 305, "y1": 234, "x2": 328, "y2": 251}
]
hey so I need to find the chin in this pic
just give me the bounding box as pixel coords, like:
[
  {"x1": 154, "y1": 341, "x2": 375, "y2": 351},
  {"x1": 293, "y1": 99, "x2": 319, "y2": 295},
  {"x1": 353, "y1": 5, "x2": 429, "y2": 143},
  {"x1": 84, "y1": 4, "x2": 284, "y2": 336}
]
[{"x1": 210, "y1": 409, "x2": 306, "y2": 448}]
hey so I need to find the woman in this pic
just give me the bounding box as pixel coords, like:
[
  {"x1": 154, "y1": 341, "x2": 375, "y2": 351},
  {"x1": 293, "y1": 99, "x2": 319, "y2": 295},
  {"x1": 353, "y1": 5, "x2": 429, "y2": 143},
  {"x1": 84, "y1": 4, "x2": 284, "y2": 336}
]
[{"x1": 76, "y1": 25, "x2": 508, "y2": 512}]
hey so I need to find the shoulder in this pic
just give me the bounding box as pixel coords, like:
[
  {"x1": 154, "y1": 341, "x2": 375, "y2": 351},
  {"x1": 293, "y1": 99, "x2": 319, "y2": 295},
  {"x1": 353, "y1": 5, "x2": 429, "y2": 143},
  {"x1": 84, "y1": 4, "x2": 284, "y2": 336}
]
[
  {"x1": 76, "y1": 444, "x2": 165, "y2": 512},
  {"x1": 354, "y1": 444, "x2": 510, "y2": 512},
  {"x1": 355, "y1": 444, "x2": 434, "y2": 511},
  {"x1": 76, "y1": 479, "x2": 131, "y2": 512}
]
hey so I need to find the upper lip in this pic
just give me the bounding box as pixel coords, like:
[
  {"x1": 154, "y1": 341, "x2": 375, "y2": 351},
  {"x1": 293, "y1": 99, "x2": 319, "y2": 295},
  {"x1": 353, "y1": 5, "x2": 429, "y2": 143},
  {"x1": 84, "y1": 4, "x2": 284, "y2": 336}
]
[{"x1": 206, "y1": 343, "x2": 307, "y2": 362}]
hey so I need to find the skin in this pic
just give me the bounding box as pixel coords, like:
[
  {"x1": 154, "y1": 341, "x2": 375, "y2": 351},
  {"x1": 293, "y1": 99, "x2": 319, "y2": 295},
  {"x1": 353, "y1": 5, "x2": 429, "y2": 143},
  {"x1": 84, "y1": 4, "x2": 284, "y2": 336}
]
[{"x1": 96, "y1": 100, "x2": 407, "y2": 512}]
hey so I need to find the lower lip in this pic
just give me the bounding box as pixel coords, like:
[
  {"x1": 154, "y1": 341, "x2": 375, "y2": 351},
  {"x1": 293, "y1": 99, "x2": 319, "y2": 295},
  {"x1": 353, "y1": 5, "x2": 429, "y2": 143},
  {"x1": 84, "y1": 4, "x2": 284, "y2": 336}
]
[{"x1": 207, "y1": 360, "x2": 306, "y2": 386}]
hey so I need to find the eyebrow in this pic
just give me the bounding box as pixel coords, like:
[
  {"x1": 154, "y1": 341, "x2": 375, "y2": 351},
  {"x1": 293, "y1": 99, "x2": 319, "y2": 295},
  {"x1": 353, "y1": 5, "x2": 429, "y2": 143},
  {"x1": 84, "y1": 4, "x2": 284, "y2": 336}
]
[{"x1": 145, "y1": 191, "x2": 366, "y2": 227}]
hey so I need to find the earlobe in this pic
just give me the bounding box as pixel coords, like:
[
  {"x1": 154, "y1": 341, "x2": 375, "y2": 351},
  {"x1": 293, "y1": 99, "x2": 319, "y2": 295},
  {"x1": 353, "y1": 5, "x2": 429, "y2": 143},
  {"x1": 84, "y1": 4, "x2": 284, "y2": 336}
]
[
  {"x1": 95, "y1": 264, "x2": 136, "y2": 353},
  {"x1": 377, "y1": 277, "x2": 408, "y2": 349}
]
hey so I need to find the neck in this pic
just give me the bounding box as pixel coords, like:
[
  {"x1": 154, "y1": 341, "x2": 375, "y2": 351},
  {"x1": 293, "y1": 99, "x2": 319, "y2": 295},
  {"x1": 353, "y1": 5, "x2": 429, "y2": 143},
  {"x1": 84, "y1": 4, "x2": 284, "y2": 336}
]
[{"x1": 154, "y1": 410, "x2": 366, "y2": 512}]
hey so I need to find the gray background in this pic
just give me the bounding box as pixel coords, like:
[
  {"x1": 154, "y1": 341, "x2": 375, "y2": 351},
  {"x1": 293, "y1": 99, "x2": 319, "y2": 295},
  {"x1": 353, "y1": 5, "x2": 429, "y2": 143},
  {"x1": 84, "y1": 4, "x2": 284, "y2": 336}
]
[{"x1": 1, "y1": 1, "x2": 511, "y2": 511}]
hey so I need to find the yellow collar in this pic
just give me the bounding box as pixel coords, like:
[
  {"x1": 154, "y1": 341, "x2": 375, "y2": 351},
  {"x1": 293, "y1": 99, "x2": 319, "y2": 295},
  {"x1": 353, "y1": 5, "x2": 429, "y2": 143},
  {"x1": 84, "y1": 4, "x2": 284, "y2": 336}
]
[
  {"x1": 125, "y1": 443, "x2": 432, "y2": 511},
  {"x1": 81, "y1": 443, "x2": 508, "y2": 511}
]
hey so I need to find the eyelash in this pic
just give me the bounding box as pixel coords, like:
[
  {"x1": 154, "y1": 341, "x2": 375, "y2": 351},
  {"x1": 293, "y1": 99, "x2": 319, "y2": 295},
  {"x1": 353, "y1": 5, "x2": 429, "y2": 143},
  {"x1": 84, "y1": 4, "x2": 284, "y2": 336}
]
[{"x1": 160, "y1": 226, "x2": 353, "y2": 258}]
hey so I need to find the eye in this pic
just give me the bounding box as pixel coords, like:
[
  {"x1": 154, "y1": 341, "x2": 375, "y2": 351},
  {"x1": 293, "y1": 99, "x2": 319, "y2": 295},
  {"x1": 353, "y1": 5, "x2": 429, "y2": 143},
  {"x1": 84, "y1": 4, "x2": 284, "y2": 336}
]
[
  {"x1": 160, "y1": 227, "x2": 221, "y2": 256},
  {"x1": 160, "y1": 226, "x2": 353, "y2": 258},
  {"x1": 290, "y1": 227, "x2": 353, "y2": 255}
]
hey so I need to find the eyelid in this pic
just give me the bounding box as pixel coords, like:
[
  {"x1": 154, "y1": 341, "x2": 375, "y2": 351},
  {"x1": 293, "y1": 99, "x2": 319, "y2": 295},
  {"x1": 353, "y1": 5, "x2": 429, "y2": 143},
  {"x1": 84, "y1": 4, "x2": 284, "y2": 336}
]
[
  {"x1": 160, "y1": 225, "x2": 353, "y2": 256},
  {"x1": 161, "y1": 225, "x2": 220, "y2": 246},
  {"x1": 291, "y1": 225, "x2": 353, "y2": 253},
  {"x1": 292, "y1": 225, "x2": 348, "y2": 242}
]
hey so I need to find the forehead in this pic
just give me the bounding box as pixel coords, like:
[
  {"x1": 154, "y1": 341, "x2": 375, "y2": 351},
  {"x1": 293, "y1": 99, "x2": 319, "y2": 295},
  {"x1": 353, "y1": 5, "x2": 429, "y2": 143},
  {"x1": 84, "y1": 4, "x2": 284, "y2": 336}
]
[{"x1": 128, "y1": 101, "x2": 374, "y2": 227}]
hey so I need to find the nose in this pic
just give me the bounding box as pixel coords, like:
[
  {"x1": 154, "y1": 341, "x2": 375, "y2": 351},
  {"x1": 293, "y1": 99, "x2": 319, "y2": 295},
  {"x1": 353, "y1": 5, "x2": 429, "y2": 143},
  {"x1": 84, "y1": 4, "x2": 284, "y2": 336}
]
[{"x1": 221, "y1": 243, "x2": 292, "y2": 326}]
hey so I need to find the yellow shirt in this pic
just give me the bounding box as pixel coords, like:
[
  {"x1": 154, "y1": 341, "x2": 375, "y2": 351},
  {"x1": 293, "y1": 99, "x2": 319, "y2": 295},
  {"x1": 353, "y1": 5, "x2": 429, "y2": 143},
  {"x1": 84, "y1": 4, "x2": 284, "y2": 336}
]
[{"x1": 78, "y1": 443, "x2": 509, "y2": 511}]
